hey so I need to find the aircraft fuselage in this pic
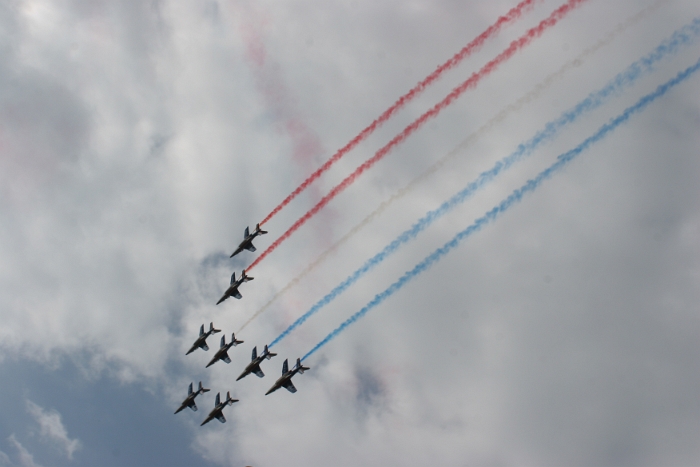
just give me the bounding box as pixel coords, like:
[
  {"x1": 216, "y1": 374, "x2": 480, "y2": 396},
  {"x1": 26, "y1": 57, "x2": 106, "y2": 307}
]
[
  {"x1": 265, "y1": 359, "x2": 309, "y2": 395},
  {"x1": 186, "y1": 334, "x2": 210, "y2": 354},
  {"x1": 200, "y1": 407, "x2": 224, "y2": 426},
  {"x1": 200, "y1": 393, "x2": 238, "y2": 426},
  {"x1": 230, "y1": 225, "x2": 267, "y2": 258},
  {"x1": 236, "y1": 346, "x2": 276, "y2": 380},
  {"x1": 175, "y1": 394, "x2": 197, "y2": 414},
  {"x1": 236, "y1": 358, "x2": 263, "y2": 381},
  {"x1": 175, "y1": 383, "x2": 209, "y2": 414},
  {"x1": 206, "y1": 344, "x2": 232, "y2": 368}
]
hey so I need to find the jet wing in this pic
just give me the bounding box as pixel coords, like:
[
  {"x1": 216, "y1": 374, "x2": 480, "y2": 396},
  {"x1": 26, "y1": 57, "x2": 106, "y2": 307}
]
[
  {"x1": 215, "y1": 413, "x2": 226, "y2": 424},
  {"x1": 233, "y1": 290, "x2": 242, "y2": 299},
  {"x1": 222, "y1": 352, "x2": 231, "y2": 364},
  {"x1": 253, "y1": 367, "x2": 265, "y2": 378},
  {"x1": 200, "y1": 342, "x2": 209, "y2": 351},
  {"x1": 282, "y1": 380, "x2": 297, "y2": 393},
  {"x1": 244, "y1": 244, "x2": 256, "y2": 252},
  {"x1": 189, "y1": 402, "x2": 198, "y2": 412}
]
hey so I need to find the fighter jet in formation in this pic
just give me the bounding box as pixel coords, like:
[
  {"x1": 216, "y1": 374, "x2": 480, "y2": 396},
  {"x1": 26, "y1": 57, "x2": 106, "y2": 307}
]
[
  {"x1": 186, "y1": 322, "x2": 221, "y2": 355},
  {"x1": 206, "y1": 333, "x2": 244, "y2": 368},
  {"x1": 200, "y1": 392, "x2": 238, "y2": 426},
  {"x1": 230, "y1": 224, "x2": 268, "y2": 258},
  {"x1": 174, "y1": 381, "x2": 210, "y2": 414},
  {"x1": 265, "y1": 358, "x2": 310, "y2": 395},
  {"x1": 236, "y1": 345, "x2": 277, "y2": 381},
  {"x1": 216, "y1": 270, "x2": 254, "y2": 305}
]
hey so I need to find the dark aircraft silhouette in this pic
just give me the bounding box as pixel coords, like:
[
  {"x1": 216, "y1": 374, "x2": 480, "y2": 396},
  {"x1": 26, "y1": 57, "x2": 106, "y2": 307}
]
[
  {"x1": 174, "y1": 381, "x2": 210, "y2": 414},
  {"x1": 265, "y1": 358, "x2": 310, "y2": 395},
  {"x1": 236, "y1": 345, "x2": 277, "y2": 381},
  {"x1": 200, "y1": 392, "x2": 238, "y2": 426},
  {"x1": 230, "y1": 224, "x2": 268, "y2": 258},
  {"x1": 186, "y1": 322, "x2": 221, "y2": 355},
  {"x1": 205, "y1": 333, "x2": 244, "y2": 368},
  {"x1": 216, "y1": 270, "x2": 253, "y2": 305}
]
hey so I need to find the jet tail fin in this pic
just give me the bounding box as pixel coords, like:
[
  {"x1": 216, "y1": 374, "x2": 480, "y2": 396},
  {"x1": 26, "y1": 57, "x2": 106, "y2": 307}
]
[
  {"x1": 241, "y1": 269, "x2": 254, "y2": 282},
  {"x1": 209, "y1": 322, "x2": 221, "y2": 334},
  {"x1": 231, "y1": 333, "x2": 244, "y2": 346},
  {"x1": 296, "y1": 358, "x2": 310, "y2": 374},
  {"x1": 225, "y1": 391, "x2": 238, "y2": 405},
  {"x1": 198, "y1": 381, "x2": 210, "y2": 393},
  {"x1": 263, "y1": 345, "x2": 277, "y2": 359},
  {"x1": 255, "y1": 223, "x2": 268, "y2": 235}
]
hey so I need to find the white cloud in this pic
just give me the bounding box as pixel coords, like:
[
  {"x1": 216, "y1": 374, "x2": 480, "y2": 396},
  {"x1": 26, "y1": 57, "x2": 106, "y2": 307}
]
[
  {"x1": 7, "y1": 435, "x2": 42, "y2": 467},
  {"x1": 0, "y1": 450, "x2": 13, "y2": 467},
  {"x1": 2, "y1": 0, "x2": 700, "y2": 465},
  {"x1": 26, "y1": 400, "x2": 81, "y2": 460}
]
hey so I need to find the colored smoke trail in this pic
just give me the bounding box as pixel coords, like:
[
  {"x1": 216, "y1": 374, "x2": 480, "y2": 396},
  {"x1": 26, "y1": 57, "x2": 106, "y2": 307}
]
[
  {"x1": 301, "y1": 56, "x2": 700, "y2": 362},
  {"x1": 238, "y1": 4, "x2": 327, "y2": 203},
  {"x1": 248, "y1": 0, "x2": 589, "y2": 271},
  {"x1": 258, "y1": 0, "x2": 539, "y2": 226},
  {"x1": 236, "y1": 0, "x2": 670, "y2": 333},
  {"x1": 265, "y1": 15, "x2": 700, "y2": 347}
]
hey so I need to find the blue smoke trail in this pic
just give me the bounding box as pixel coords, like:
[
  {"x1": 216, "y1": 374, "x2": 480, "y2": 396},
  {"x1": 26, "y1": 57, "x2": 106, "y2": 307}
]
[
  {"x1": 302, "y1": 57, "x2": 700, "y2": 361},
  {"x1": 268, "y1": 18, "x2": 700, "y2": 349}
]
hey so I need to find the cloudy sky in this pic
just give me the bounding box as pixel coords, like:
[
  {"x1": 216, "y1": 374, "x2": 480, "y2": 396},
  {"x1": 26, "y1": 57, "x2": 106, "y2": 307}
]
[{"x1": 1, "y1": 0, "x2": 699, "y2": 465}]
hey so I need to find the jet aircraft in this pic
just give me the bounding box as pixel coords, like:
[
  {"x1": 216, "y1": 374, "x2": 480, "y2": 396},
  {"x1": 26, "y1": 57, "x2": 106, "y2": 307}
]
[
  {"x1": 200, "y1": 392, "x2": 238, "y2": 426},
  {"x1": 174, "y1": 381, "x2": 210, "y2": 414},
  {"x1": 205, "y1": 333, "x2": 244, "y2": 368},
  {"x1": 216, "y1": 270, "x2": 253, "y2": 305},
  {"x1": 186, "y1": 322, "x2": 221, "y2": 355},
  {"x1": 236, "y1": 345, "x2": 277, "y2": 381},
  {"x1": 265, "y1": 358, "x2": 310, "y2": 395},
  {"x1": 230, "y1": 224, "x2": 268, "y2": 258}
]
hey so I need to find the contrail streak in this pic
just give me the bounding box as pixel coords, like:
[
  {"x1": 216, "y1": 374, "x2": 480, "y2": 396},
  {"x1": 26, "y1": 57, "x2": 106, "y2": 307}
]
[
  {"x1": 267, "y1": 16, "x2": 700, "y2": 347},
  {"x1": 302, "y1": 56, "x2": 700, "y2": 361},
  {"x1": 237, "y1": 0, "x2": 670, "y2": 334},
  {"x1": 259, "y1": 0, "x2": 540, "y2": 226},
  {"x1": 248, "y1": 0, "x2": 589, "y2": 271}
]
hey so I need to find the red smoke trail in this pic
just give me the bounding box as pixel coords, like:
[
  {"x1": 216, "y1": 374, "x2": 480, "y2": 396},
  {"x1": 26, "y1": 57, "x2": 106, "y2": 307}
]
[
  {"x1": 249, "y1": 0, "x2": 588, "y2": 271},
  {"x1": 238, "y1": 5, "x2": 326, "y2": 188},
  {"x1": 259, "y1": 0, "x2": 539, "y2": 226}
]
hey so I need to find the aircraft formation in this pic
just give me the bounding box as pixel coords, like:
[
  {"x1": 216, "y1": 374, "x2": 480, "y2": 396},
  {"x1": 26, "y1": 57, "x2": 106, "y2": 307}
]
[
  {"x1": 177, "y1": 225, "x2": 309, "y2": 427},
  {"x1": 172, "y1": 1, "x2": 700, "y2": 429}
]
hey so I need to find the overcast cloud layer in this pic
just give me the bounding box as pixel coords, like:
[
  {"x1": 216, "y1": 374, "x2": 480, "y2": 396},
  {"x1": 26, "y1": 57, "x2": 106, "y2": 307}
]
[{"x1": 1, "y1": 0, "x2": 699, "y2": 465}]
